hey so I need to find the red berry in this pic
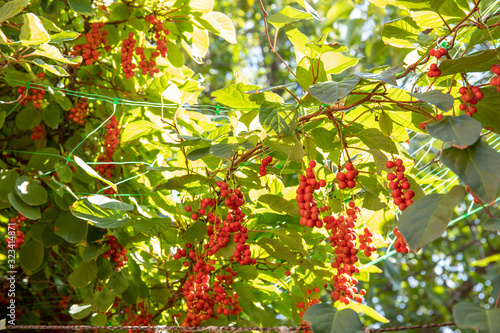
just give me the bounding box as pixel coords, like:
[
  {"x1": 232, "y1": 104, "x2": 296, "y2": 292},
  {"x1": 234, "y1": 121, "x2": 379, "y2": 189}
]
[
  {"x1": 439, "y1": 47, "x2": 447, "y2": 55},
  {"x1": 309, "y1": 160, "x2": 316, "y2": 168},
  {"x1": 491, "y1": 64, "x2": 500, "y2": 75}
]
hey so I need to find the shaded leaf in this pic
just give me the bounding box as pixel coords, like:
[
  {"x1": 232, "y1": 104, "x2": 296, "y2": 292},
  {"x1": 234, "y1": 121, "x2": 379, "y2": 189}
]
[
  {"x1": 19, "y1": 240, "x2": 44, "y2": 274},
  {"x1": 358, "y1": 128, "x2": 398, "y2": 153},
  {"x1": 453, "y1": 302, "x2": 500, "y2": 333},
  {"x1": 426, "y1": 115, "x2": 482, "y2": 149},
  {"x1": 354, "y1": 65, "x2": 402, "y2": 85},
  {"x1": 15, "y1": 176, "x2": 47, "y2": 205},
  {"x1": 69, "y1": 260, "x2": 97, "y2": 288},
  {"x1": 55, "y1": 211, "x2": 88, "y2": 243},
  {"x1": 263, "y1": 135, "x2": 305, "y2": 163},
  {"x1": 0, "y1": 0, "x2": 30, "y2": 23},
  {"x1": 439, "y1": 50, "x2": 499, "y2": 76},
  {"x1": 309, "y1": 76, "x2": 360, "y2": 104},
  {"x1": 258, "y1": 194, "x2": 300, "y2": 217},
  {"x1": 134, "y1": 217, "x2": 171, "y2": 235},
  {"x1": 398, "y1": 185, "x2": 465, "y2": 250},
  {"x1": 303, "y1": 303, "x2": 362, "y2": 333},
  {"x1": 154, "y1": 174, "x2": 215, "y2": 191},
  {"x1": 483, "y1": 218, "x2": 500, "y2": 231},
  {"x1": 408, "y1": 90, "x2": 454, "y2": 111},
  {"x1": 70, "y1": 198, "x2": 130, "y2": 228},
  {"x1": 184, "y1": 220, "x2": 207, "y2": 243},
  {"x1": 8, "y1": 192, "x2": 41, "y2": 220},
  {"x1": 67, "y1": 0, "x2": 94, "y2": 15},
  {"x1": 441, "y1": 139, "x2": 500, "y2": 204}
]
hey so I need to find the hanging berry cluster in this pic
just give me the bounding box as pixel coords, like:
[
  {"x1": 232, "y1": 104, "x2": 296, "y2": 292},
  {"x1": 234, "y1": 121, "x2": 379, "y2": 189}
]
[
  {"x1": 427, "y1": 47, "x2": 447, "y2": 78},
  {"x1": 5, "y1": 214, "x2": 26, "y2": 250},
  {"x1": 324, "y1": 201, "x2": 370, "y2": 305},
  {"x1": 31, "y1": 125, "x2": 43, "y2": 140},
  {"x1": 95, "y1": 115, "x2": 121, "y2": 191},
  {"x1": 386, "y1": 159, "x2": 414, "y2": 211},
  {"x1": 181, "y1": 263, "x2": 242, "y2": 326},
  {"x1": 336, "y1": 163, "x2": 359, "y2": 190},
  {"x1": 490, "y1": 64, "x2": 500, "y2": 92},
  {"x1": 102, "y1": 234, "x2": 128, "y2": 270},
  {"x1": 458, "y1": 86, "x2": 484, "y2": 117},
  {"x1": 296, "y1": 161, "x2": 327, "y2": 228},
  {"x1": 121, "y1": 32, "x2": 137, "y2": 79},
  {"x1": 18, "y1": 84, "x2": 46, "y2": 109},
  {"x1": 258, "y1": 156, "x2": 273, "y2": 176},
  {"x1": 68, "y1": 99, "x2": 89, "y2": 125},
  {"x1": 73, "y1": 22, "x2": 110, "y2": 66},
  {"x1": 393, "y1": 227, "x2": 410, "y2": 254},
  {"x1": 122, "y1": 302, "x2": 153, "y2": 333}
]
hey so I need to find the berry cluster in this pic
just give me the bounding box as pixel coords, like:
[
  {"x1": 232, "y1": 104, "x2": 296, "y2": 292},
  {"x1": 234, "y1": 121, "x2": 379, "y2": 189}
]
[
  {"x1": 324, "y1": 201, "x2": 369, "y2": 305},
  {"x1": 296, "y1": 161, "x2": 327, "y2": 228},
  {"x1": 393, "y1": 227, "x2": 409, "y2": 254},
  {"x1": 102, "y1": 234, "x2": 128, "y2": 270},
  {"x1": 358, "y1": 227, "x2": 377, "y2": 258},
  {"x1": 258, "y1": 156, "x2": 273, "y2": 176},
  {"x1": 336, "y1": 163, "x2": 359, "y2": 190},
  {"x1": 181, "y1": 266, "x2": 242, "y2": 327},
  {"x1": 427, "y1": 47, "x2": 447, "y2": 78},
  {"x1": 386, "y1": 159, "x2": 414, "y2": 211},
  {"x1": 121, "y1": 32, "x2": 137, "y2": 79},
  {"x1": 5, "y1": 214, "x2": 26, "y2": 250},
  {"x1": 31, "y1": 125, "x2": 43, "y2": 140},
  {"x1": 73, "y1": 22, "x2": 110, "y2": 66},
  {"x1": 458, "y1": 86, "x2": 484, "y2": 117},
  {"x1": 68, "y1": 99, "x2": 89, "y2": 125},
  {"x1": 59, "y1": 295, "x2": 71, "y2": 309},
  {"x1": 123, "y1": 302, "x2": 153, "y2": 333},
  {"x1": 490, "y1": 64, "x2": 500, "y2": 92},
  {"x1": 297, "y1": 291, "x2": 320, "y2": 318},
  {"x1": 18, "y1": 85, "x2": 46, "y2": 109},
  {"x1": 95, "y1": 115, "x2": 121, "y2": 187}
]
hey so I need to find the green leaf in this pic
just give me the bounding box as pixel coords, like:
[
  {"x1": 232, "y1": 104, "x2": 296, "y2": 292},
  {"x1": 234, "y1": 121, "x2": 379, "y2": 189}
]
[
  {"x1": 381, "y1": 16, "x2": 420, "y2": 48},
  {"x1": 303, "y1": 303, "x2": 362, "y2": 333},
  {"x1": 69, "y1": 260, "x2": 97, "y2": 288},
  {"x1": 379, "y1": 110, "x2": 393, "y2": 137},
  {"x1": 154, "y1": 174, "x2": 215, "y2": 191},
  {"x1": 19, "y1": 239, "x2": 44, "y2": 274},
  {"x1": 426, "y1": 115, "x2": 482, "y2": 149},
  {"x1": 134, "y1": 217, "x2": 171, "y2": 235},
  {"x1": 67, "y1": 0, "x2": 94, "y2": 16},
  {"x1": 408, "y1": 90, "x2": 454, "y2": 111},
  {"x1": 209, "y1": 143, "x2": 240, "y2": 159},
  {"x1": 212, "y1": 83, "x2": 261, "y2": 109},
  {"x1": 483, "y1": 218, "x2": 500, "y2": 231},
  {"x1": 30, "y1": 58, "x2": 70, "y2": 76},
  {"x1": 70, "y1": 198, "x2": 130, "y2": 228},
  {"x1": 267, "y1": 6, "x2": 313, "y2": 29},
  {"x1": 321, "y1": 52, "x2": 360, "y2": 74},
  {"x1": 49, "y1": 31, "x2": 80, "y2": 43},
  {"x1": 257, "y1": 238, "x2": 300, "y2": 264},
  {"x1": 74, "y1": 156, "x2": 116, "y2": 191},
  {"x1": 184, "y1": 220, "x2": 207, "y2": 243},
  {"x1": 8, "y1": 192, "x2": 41, "y2": 220},
  {"x1": 27, "y1": 147, "x2": 63, "y2": 172},
  {"x1": 55, "y1": 211, "x2": 88, "y2": 243},
  {"x1": 358, "y1": 128, "x2": 398, "y2": 153},
  {"x1": 311, "y1": 127, "x2": 337, "y2": 150},
  {"x1": 87, "y1": 195, "x2": 134, "y2": 211},
  {"x1": 15, "y1": 107, "x2": 41, "y2": 130},
  {"x1": 354, "y1": 65, "x2": 402, "y2": 85},
  {"x1": 20, "y1": 13, "x2": 50, "y2": 46},
  {"x1": 263, "y1": 135, "x2": 305, "y2": 163},
  {"x1": 42, "y1": 107, "x2": 61, "y2": 128},
  {"x1": 453, "y1": 302, "x2": 500, "y2": 333},
  {"x1": 441, "y1": 139, "x2": 500, "y2": 204},
  {"x1": 297, "y1": 57, "x2": 327, "y2": 91},
  {"x1": 53, "y1": 162, "x2": 73, "y2": 183},
  {"x1": 15, "y1": 176, "x2": 47, "y2": 205},
  {"x1": 121, "y1": 120, "x2": 162, "y2": 142},
  {"x1": 259, "y1": 101, "x2": 298, "y2": 136},
  {"x1": 0, "y1": 170, "x2": 18, "y2": 208},
  {"x1": 398, "y1": 185, "x2": 466, "y2": 250},
  {"x1": 151, "y1": 284, "x2": 173, "y2": 304},
  {"x1": 439, "y1": 50, "x2": 499, "y2": 76},
  {"x1": 0, "y1": 0, "x2": 30, "y2": 23},
  {"x1": 28, "y1": 43, "x2": 81, "y2": 64},
  {"x1": 295, "y1": 0, "x2": 322, "y2": 22},
  {"x1": 341, "y1": 303, "x2": 389, "y2": 324},
  {"x1": 69, "y1": 304, "x2": 92, "y2": 319},
  {"x1": 306, "y1": 42, "x2": 348, "y2": 55},
  {"x1": 246, "y1": 82, "x2": 297, "y2": 94},
  {"x1": 96, "y1": 288, "x2": 114, "y2": 313},
  {"x1": 258, "y1": 194, "x2": 300, "y2": 217},
  {"x1": 472, "y1": 87, "x2": 500, "y2": 134},
  {"x1": 202, "y1": 11, "x2": 236, "y2": 44},
  {"x1": 91, "y1": 313, "x2": 107, "y2": 326},
  {"x1": 107, "y1": 271, "x2": 129, "y2": 293},
  {"x1": 309, "y1": 76, "x2": 360, "y2": 104}
]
